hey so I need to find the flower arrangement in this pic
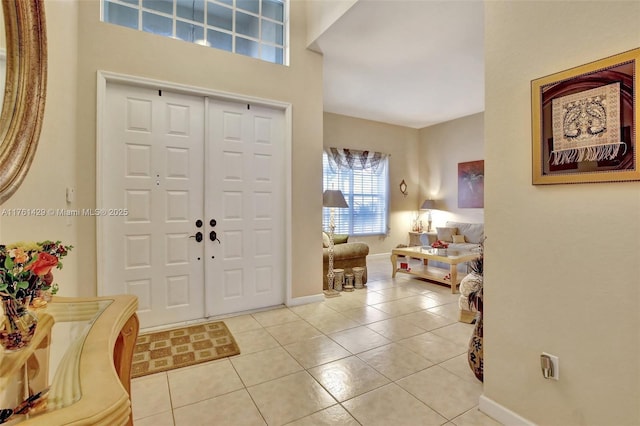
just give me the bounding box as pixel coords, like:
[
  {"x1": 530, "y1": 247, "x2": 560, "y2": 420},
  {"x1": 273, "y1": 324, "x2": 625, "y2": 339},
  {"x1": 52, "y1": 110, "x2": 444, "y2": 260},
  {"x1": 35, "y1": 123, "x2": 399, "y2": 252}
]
[
  {"x1": 0, "y1": 241, "x2": 73, "y2": 304},
  {"x1": 467, "y1": 239, "x2": 484, "y2": 312},
  {"x1": 466, "y1": 238, "x2": 485, "y2": 382},
  {"x1": 431, "y1": 240, "x2": 449, "y2": 249}
]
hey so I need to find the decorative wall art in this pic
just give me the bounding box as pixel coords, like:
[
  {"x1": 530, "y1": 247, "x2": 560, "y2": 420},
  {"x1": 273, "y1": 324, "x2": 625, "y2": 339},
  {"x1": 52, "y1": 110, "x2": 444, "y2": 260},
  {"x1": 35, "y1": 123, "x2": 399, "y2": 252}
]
[
  {"x1": 399, "y1": 179, "x2": 408, "y2": 197},
  {"x1": 458, "y1": 160, "x2": 484, "y2": 208},
  {"x1": 531, "y1": 48, "x2": 640, "y2": 184}
]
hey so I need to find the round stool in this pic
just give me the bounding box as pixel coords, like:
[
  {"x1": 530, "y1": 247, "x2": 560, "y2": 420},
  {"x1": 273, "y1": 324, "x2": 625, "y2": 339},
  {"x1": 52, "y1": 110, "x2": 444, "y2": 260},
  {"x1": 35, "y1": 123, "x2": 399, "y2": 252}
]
[
  {"x1": 333, "y1": 268, "x2": 345, "y2": 291},
  {"x1": 343, "y1": 273, "x2": 355, "y2": 292},
  {"x1": 352, "y1": 267, "x2": 365, "y2": 289}
]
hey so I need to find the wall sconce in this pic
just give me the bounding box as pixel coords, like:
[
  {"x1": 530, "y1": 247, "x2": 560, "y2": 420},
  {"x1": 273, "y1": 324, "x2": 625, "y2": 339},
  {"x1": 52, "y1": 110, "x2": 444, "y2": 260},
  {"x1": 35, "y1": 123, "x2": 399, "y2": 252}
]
[{"x1": 399, "y1": 179, "x2": 408, "y2": 197}]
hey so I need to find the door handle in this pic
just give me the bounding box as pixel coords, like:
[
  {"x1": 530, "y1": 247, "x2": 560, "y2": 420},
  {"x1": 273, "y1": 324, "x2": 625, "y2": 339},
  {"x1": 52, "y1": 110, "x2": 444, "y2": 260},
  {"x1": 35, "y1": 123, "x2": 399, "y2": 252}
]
[
  {"x1": 210, "y1": 231, "x2": 221, "y2": 243},
  {"x1": 189, "y1": 232, "x2": 203, "y2": 242}
]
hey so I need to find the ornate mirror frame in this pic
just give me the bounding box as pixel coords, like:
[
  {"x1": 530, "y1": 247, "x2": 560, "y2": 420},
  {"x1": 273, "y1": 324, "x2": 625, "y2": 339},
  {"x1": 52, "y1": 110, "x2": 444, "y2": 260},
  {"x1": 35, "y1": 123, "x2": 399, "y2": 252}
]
[{"x1": 0, "y1": 0, "x2": 47, "y2": 204}]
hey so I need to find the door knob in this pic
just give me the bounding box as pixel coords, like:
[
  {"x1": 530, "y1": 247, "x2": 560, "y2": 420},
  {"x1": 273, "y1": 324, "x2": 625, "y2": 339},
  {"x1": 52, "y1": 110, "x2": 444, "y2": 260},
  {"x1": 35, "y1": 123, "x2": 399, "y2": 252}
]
[
  {"x1": 195, "y1": 219, "x2": 203, "y2": 228},
  {"x1": 210, "y1": 231, "x2": 220, "y2": 243},
  {"x1": 189, "y1": 232, "x2": 203, "y2": 242},
  {"x1": 210, "y1": 219, "x2": 217, "y2": 227}
]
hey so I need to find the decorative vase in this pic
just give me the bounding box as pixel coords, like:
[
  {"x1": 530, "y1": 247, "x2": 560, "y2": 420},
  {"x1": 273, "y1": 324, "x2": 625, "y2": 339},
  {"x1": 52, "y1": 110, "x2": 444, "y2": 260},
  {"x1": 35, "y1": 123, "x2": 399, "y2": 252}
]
[
  {"x1": 468, "y1": 311, "x2": 483, "y2": 382},
  {"x1": 352, "y1": 267, "x2": 365, "y2": 289},
  {"x1": 343, "y1": 273, "x2": 355, "y2": 292},
  {"x1": 30, "y1": 289, "x2": 52, "y2": 309},
  {"x1": 334, "y1": 269, "x2": 345, "y2": 291},
  {"x1": 0, "y1": 298, "x2": 38, "y2": 351}
]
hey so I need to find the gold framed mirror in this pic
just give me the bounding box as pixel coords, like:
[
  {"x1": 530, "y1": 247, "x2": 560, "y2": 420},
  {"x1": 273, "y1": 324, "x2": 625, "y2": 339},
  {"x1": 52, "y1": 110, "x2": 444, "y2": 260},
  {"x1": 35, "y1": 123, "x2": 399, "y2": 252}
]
[{"x1": 0, "y1": 0, "x2": 47, "y2": 204}]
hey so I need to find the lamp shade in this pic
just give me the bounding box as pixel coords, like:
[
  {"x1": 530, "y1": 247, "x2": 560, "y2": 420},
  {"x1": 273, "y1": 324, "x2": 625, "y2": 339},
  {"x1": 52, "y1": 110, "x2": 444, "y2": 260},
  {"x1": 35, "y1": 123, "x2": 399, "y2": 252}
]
[
  {"x1": 323, "y1": 190, "x2": 348, "y2": 208},
  {"x1": 420, "y1": 199, "x2": 436, "y2": 210}
]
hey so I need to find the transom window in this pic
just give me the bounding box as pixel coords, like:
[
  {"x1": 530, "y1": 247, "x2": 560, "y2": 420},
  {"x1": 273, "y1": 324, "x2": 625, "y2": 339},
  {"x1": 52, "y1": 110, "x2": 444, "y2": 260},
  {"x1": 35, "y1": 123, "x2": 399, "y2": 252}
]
[
  {"x1": 102, "y1": 0, "x2": 288, "y2": 65},
  {"x1": 322, "y1": 150, "x2": 389, "y2": 236}
]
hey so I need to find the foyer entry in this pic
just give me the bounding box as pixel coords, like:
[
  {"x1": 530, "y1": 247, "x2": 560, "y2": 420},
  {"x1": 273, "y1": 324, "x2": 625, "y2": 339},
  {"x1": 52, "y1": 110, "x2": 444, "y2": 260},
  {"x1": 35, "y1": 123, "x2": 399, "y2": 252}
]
[{"x1": 99, "y1": 80, "x2": 286, "y2": 329}]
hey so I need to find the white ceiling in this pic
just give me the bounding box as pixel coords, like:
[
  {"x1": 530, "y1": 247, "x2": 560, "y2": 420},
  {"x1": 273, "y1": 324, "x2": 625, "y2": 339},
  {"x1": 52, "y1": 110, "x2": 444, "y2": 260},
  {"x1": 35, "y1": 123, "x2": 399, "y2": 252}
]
[{"x1": 312, "y1": 0, "x2": 485, "y2": 129}]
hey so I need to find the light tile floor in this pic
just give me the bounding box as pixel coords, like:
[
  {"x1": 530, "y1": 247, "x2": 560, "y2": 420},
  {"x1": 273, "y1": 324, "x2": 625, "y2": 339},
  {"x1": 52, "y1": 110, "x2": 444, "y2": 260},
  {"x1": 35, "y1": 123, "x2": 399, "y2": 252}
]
[{"x1": 131, "y1": 256, "x2": 502, "y2": 426}]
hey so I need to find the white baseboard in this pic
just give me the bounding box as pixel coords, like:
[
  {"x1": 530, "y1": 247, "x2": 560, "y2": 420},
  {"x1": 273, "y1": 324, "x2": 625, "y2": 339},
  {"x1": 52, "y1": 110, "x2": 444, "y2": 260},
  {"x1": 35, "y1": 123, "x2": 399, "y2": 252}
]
[
  {"x1": 479, "y1": 394, "x2": 535, "y2": 426},
  {"x1": 368, "y1": 252, "x2": 390, "y2": 260},
  {"x1": 286, "y1": 293, "x2": 324, "y2": 307}
]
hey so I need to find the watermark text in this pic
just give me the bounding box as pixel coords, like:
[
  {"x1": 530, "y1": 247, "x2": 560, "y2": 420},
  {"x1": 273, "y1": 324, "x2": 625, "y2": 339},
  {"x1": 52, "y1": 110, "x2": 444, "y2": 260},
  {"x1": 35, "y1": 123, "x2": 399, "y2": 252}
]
[{"x1": 1, "y1": 208, "x2": 129, "y2": 217}]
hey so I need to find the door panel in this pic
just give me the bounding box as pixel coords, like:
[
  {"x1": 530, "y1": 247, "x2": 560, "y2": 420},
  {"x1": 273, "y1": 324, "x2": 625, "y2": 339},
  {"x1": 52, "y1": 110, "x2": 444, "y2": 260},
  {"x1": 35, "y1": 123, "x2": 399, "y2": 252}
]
[
  {"x1": 206, "y1": 101, "x2": 285, "y2": 315},
  {"x1": 102, "y1": 83, "x2": 205, "y2": 328},
  {"x1": 101, "y1": 82, "x2": 286, "y2": 327}
]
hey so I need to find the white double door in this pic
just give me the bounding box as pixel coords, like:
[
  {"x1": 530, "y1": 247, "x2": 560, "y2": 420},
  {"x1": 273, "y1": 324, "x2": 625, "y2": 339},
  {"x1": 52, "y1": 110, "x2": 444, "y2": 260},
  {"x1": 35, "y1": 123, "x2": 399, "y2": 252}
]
[{"x1": 100, "y1": 82, "x2": 285, "y2": 329}]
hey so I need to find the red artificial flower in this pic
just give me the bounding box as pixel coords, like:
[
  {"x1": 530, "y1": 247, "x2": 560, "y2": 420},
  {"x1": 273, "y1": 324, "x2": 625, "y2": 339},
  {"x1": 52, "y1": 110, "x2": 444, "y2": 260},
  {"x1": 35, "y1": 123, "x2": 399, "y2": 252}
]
[
  {"x1": 43, "y1": 271, "x2": 54, "y2": 286},
  {"x1": 25, "y1": 252, "x2": 58, "y2": 276}
]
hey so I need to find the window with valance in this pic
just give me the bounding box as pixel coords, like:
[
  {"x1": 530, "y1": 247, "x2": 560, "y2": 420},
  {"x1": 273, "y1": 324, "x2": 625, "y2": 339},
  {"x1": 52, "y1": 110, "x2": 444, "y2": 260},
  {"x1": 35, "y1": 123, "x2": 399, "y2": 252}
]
[{"x1": 322, "y1": 148, "x2": 389, "y2": 236}]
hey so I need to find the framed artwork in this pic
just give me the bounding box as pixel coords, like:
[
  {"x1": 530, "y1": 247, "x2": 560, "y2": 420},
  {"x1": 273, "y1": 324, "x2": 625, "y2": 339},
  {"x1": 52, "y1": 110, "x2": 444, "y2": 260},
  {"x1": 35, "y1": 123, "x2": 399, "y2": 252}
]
[
  {"x1": 531, "y1": 48, "x2": 640, "y2": 184},
  {"x1": 458, "y1": 160, "x2": 484, "y2": 208}
]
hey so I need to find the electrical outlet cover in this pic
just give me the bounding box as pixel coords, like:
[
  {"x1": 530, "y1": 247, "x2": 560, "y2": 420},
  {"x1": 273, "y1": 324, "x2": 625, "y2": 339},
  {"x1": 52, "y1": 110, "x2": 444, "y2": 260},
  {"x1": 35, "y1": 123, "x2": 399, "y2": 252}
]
[{"x1": 542, "y1": 352, "x2": 559, "y2": 380}]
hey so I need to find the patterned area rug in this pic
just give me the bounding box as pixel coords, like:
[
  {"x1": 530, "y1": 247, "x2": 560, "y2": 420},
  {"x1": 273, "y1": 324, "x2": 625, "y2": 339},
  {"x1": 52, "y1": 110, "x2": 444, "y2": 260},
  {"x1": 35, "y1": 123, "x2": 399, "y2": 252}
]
[{"x1": 131, "y1": 321, "x2": 240, "y2": 378}]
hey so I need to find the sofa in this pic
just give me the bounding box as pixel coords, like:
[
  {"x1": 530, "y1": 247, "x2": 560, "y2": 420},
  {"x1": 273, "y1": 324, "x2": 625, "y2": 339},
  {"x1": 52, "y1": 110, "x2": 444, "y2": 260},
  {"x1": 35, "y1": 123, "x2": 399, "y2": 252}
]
[
  {"x1": 322, "y1": 233, "x2": 369, "y2": 290},
  {"x1": 421, "y1": 221, "x2": 484, "y2": 272}
]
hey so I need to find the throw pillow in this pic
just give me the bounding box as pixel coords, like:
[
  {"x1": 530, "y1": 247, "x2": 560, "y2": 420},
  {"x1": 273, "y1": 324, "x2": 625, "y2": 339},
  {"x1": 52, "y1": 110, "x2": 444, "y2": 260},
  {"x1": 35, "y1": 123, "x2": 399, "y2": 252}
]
[
  {"x1": 436, "y1": 227, "x2": 458, "y2": 242},
  {"x1": 322, "y1": 232, "x2": 330, "y2": 248},
  {"x1": 333, "y1": 234, "x2": 349, "y2": 244},
  {"x1": 452, "y1": 234, "x2": 466, "y2": 243}
]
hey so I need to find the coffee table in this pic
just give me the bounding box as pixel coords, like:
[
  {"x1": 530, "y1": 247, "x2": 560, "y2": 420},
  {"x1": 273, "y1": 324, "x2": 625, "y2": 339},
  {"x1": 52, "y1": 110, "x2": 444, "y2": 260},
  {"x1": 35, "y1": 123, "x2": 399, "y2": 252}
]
[{"x1": 391, "y1": 246, "x2": 480, "y2": 293}]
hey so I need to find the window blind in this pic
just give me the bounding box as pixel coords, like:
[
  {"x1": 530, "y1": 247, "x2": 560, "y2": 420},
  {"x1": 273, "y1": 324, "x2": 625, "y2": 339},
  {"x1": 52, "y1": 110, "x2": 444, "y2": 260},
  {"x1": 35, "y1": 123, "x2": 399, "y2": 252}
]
[{"x1": 322, "y1": 152, "x2": 389, "y2": 236}]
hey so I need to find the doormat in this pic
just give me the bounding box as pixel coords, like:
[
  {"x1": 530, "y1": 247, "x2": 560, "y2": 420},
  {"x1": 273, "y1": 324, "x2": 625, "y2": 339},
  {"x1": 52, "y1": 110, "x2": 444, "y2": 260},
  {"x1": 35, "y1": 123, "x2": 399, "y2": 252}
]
[{"x1": 131, "y1": 321, "x2": 241, "y2": 378}]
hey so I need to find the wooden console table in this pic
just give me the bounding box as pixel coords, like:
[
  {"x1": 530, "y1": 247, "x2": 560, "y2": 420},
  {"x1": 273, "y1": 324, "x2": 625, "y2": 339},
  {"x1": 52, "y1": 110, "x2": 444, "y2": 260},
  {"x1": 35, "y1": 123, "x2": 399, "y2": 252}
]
[
  {"x1": 408, "y1": 231, "x2": 437, "y2": 247},
  {"x1": 0, "y1": 295, "x2": 139, "y2": 425}
]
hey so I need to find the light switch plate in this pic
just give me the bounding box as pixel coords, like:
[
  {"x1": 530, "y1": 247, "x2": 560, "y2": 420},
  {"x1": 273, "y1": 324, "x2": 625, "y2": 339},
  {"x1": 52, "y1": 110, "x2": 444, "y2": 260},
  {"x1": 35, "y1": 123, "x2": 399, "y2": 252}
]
[
  {"x1": 66, "y1": 187, "x2": 75, "y2": 203},
  {"x1": 541, "y1": 352, "x2": 559, "y2": 380}
]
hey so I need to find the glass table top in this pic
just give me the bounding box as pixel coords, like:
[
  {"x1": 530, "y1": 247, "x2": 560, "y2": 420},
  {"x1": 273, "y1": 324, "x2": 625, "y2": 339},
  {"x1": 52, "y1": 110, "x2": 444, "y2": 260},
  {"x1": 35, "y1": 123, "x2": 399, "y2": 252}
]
[
  {"x1": 0, "y1": 298, "x2": 113, "y2": 423},
  {"x1": 394, "y1": 245, "x2": 481, "y2": 258}
]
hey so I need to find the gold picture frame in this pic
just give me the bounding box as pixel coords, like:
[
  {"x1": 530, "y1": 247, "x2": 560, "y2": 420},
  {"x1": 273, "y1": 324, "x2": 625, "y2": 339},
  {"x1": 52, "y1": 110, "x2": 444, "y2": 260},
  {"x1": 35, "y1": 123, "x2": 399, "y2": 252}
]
[{"x1": 531, "y1": 48, "x2": 639, "y2": 184}]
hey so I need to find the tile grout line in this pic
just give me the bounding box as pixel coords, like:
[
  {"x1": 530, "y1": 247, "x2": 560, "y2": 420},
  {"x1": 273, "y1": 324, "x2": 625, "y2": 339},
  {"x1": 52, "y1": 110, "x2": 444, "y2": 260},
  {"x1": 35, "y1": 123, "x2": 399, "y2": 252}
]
[{"x1": 132, "y1": 257, "x2": 484, "y2": 425}]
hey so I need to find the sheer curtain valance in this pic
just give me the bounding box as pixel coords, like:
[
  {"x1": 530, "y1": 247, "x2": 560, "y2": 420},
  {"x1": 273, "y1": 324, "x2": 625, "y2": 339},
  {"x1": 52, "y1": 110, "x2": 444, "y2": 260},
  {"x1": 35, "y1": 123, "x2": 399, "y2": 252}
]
[{"x1": 325, "y1": 147, "x2": 388, "y2": 175}]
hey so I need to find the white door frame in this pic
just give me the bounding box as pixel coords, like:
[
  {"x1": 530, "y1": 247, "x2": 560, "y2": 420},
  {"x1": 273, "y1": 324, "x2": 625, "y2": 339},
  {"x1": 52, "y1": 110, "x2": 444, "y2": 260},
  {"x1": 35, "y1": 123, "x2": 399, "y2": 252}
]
[{"x1": 96, "y1": 70, "x2": 295, "y2": 313}]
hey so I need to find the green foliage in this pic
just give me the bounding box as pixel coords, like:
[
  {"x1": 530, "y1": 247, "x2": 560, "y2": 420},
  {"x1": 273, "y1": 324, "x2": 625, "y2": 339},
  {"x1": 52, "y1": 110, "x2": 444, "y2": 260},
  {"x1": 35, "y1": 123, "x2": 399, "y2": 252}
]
[{"x1": 0, "y1": 240, "x2": 72, "y2": 302}]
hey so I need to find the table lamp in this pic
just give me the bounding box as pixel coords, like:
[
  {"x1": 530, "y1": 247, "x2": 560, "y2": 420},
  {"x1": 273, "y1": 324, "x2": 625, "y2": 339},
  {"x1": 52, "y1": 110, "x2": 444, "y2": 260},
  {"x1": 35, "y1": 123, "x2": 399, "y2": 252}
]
[
  {"x1": 323, "y1": 189, "x2": 348, "y2": 297},
  {"x1": 420, "y1": 199, "x2": 436, "y2": 232}
]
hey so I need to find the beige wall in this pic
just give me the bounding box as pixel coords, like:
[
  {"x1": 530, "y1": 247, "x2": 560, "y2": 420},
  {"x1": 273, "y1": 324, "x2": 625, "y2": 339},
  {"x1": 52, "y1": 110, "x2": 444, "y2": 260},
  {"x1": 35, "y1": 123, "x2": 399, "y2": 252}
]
[
  {"x1": 0, "y1": 1, "x2": 80, "y2": 294},
  {"x1": 418, "y1": 113, "x2": 484, "y2": 227},
  {"x1": 1, "y1": 1, "x2": 324, "y2": 300},
  {"x1": 323, "y1": 112, "x2": 420, "y2": 253},
  {"x1": 485, "y1": 2, "x2": 640, "y2": 425}
]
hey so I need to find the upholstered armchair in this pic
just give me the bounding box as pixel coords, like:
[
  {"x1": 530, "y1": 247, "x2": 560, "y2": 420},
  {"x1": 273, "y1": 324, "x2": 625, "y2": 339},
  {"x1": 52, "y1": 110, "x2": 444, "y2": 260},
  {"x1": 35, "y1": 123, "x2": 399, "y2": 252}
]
[{"x1": 322, "y1": 233, "x2": 369, "y2": 290}]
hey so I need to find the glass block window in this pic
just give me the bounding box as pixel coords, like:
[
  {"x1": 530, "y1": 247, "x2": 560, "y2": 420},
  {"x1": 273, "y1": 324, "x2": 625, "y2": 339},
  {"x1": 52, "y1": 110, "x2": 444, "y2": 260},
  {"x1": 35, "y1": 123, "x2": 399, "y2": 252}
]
[{"x1": 102, "y1": 0, "x2": 288, "y2": 65}]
